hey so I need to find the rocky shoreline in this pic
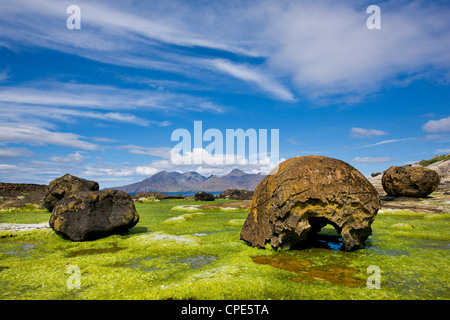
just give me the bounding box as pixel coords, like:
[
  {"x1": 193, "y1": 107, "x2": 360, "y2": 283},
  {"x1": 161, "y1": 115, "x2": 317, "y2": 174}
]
[{"x1": 1, "y1": 155, "x2": 449, "y2": 234}]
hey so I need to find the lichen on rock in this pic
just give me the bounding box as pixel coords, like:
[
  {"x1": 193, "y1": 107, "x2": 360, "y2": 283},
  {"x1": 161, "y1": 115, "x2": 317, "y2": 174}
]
[{"x1": 240, "y1": 156, "x2": 380, "y2": 251}]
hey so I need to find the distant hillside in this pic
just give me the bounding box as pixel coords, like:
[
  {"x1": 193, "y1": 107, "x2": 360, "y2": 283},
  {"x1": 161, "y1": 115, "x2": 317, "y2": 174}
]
[
  {"x1": 188, "y1": 169, "x2": 265, "y2": 192},
  {"x1": 111, "y1": 171, "x2": 207, "y2": 193},
  {"x1": 111, "y1": 169, "x2": 265, "y2": 193}
]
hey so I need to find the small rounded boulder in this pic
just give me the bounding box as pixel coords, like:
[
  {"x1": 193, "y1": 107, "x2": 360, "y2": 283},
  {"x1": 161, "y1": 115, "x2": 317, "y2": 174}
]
[{"x1": 382, "y1": 165, "x2": 440, "y2": 197}]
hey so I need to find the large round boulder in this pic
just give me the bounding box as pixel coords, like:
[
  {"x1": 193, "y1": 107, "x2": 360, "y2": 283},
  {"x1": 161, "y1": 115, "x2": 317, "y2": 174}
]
[
  {"x1": 44, "y1": 174, "x2": 99, "y2": 211},
  {"x1": 49, "y1": 190, "x2": 139, "y2": 241},
  {"x1": 240, "y1": 156, "x2": 380, "y2": 251},
  {"x1": 382, "y1": 165, "x2": 440, "y2": 197}
]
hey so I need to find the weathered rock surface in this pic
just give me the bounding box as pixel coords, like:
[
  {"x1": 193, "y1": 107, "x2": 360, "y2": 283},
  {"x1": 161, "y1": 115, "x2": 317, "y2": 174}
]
[
  {"x1": 240, "y1": 156, "x2": 380, "y2": 251},
  {"x1": 194, "y1": 192, "x2": 215, "y2": 201},
  {"x1": 44, "y1": 174, "x2": 99, "y2": 211},
  {"x1": 49, "y1": 190, "x2": 139, "y2": 241},
  {"x1": 0, "y1": 183, "x2": 47, "y2": 209},
  {"x1": 382, "y1": 165, "x2": 440, "y2": 197},
  {"x1": 215, "y1": 189, "x2": 254, "y2": 200}
]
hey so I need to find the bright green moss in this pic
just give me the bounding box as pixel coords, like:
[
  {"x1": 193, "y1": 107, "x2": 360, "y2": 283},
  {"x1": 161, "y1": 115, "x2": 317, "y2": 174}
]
[{"x1": 0, "y1": 199, "x2": 449, "y2": 300}]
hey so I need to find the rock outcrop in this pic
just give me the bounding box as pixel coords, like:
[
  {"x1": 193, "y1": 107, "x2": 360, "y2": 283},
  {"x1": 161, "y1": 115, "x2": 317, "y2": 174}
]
[
  {"x1": 194, "y1": 192, "x2": 215, "y2": 201},
  {"x1": 0, "y1": 183, "x2": 47, "y2": 209},
  {"x1": 240, "y1": 156, "x2": 380, "y2": 251},
  {"x1": 44, "y1": 174, "x2": 99, "y2": 211},
  {"x1": 382, "y1": 165, "x2": 440, "y2": 197},
  {"x1": 49, "y1": 190, "x2": 139, "y2": 241},
  {"x1": 132, "y1": 192, "x2": 185, "y2": 201},
  {"x1": 215, "y1": 189, "x2": 254, "y2": 200}
]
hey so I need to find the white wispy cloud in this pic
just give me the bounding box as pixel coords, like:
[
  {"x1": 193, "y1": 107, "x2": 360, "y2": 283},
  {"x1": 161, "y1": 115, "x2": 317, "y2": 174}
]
[
  {"x1": 119, "y1": 145, "x2": 173, "y2": 158},
  {"x1": 0, "y1": 69, "x2": 8, "y2": 82},
  {"x1": 0, "y1": 147, "x2": 34, "y2": 159},
  {"x1": 0, "y1": 82, "x2": 224, "y2": 113},
  {"x1": 350, "y1": 127, "x2": 388, "y2": 138},
  {"x1": 265, "y1": 1, "x2": 450, "y2": 101},
  {"x1": 360, "y1": 138, "x2": 416, "y2": 148},
  {"x1": 210, "y1": 59, "x2": 295, "y2": 102},
  {"x1": 0, "y1": 82, "x2": 223, "y2": 132},
  {"x1": 2, "y1": 0, "x2": 449, "y2": 103},
  {"x1": 0, "y1": 123, "x2": 99, "y2": 151},
  {"x1": 352, "y1": 156, "x2": 397, "y2": 163}
]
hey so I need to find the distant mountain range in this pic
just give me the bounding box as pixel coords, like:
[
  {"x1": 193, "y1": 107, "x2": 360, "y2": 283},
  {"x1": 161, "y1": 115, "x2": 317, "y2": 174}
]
[{"x1": 110, "y1": 169, "x2": 266, "y2": 193}]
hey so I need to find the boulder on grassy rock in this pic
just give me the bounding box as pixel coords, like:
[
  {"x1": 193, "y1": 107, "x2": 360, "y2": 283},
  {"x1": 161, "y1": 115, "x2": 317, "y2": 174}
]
[
  {"x1": 194, "y1": 192, "x2": 215, "y2": 201},
  {"x1": 382, "y1": 165, "x2": 440, "y2": 198},
  {"x1": 49, "y1": 190, "x2": 139, "y2": 241},
  {"x1": 44, "y1": 174, "x2": 99, "y2": 211},
  {"x1": 240, "y1": 156, "x2": 380, "y2": 251}
]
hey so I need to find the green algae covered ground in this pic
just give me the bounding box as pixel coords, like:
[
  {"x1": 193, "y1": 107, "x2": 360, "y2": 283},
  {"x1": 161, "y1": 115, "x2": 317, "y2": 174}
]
[{"x1": 0, "y1": 198, "x2": 449, "y2": 300}]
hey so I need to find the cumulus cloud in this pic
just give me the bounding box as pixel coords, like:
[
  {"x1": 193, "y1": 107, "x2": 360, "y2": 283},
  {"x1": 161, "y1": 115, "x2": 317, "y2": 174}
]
[
  {"x1": 422, "y1": 116, "x2": 450, "y2": 133},
  {"x1": 49, "y1": 152, "x2": 88, "y2": 164}
]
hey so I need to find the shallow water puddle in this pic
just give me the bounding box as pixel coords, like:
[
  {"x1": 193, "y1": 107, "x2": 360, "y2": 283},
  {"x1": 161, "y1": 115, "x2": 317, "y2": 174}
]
[
  {"x1": 253, "y1": 254, "x2": 364, "y2": 287},
  {"x1": 1, "y1": 241, "x2": 39, "y2": 258},
  {"x1": 174, "y1": 255, "x2": 217, "y2": 269},
  {"x1": 113, "y1": 256, "x2": 160, "y2": 272}
]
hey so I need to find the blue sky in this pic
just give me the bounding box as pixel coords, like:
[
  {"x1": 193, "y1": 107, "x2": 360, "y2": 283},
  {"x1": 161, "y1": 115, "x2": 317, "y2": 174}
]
[{"x1": 0, "y1": 0, "x2": 449, "y2": 188}]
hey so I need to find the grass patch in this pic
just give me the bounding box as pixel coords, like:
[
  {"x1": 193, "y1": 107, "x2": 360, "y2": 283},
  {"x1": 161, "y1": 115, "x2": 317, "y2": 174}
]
[
  {"x1": 0, "y1": 204, "x2": 47, "y2": 214},
  {"x1": 0, "y1": 199, "x2": 449, "y2": 300},
  {"x1": 419, "y1": 153, "x2": 450, "y2": 167}
]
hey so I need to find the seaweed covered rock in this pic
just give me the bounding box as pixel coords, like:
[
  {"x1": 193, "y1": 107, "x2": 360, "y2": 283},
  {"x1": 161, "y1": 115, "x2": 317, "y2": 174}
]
[
  {"x1": 240, "y1": 156, "x2": 380, "y2": 251},
  {"x1": 44, "y1": 174, "x2": 99, "y2": 211},
  {"x1": 49, "y1": 190, "x2": 139, "y2": 241},
  {"x1": 382, "y1": 165, "x2": 440, "y2": 197},
  {"x1": 194, "y1": 192, "x2": 215, "y2": 201}
]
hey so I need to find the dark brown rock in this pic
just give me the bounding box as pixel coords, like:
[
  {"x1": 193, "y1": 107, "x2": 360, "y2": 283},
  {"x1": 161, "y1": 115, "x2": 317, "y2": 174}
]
[
  {"x1": 382, "y1": 165, "x2": 440, "y2": 197},
  {"x1": 240, "y1": 156, "x2": 380, "y2": 251},
  {"x1": 194, "y1": 192, "x2": 215, "y2": 201},
  {"x1": 44, "y1": 174, "x2": 99, "y2": 211},
  {"x1": 49, "y1": 190, "x2": 139, "y2": 241},
  {"x1": 0, "y1": 183, "x2": 47, "y2": 209},
  {"x1": 215, "y1": 189, "x2": 254, "y2": 200}
]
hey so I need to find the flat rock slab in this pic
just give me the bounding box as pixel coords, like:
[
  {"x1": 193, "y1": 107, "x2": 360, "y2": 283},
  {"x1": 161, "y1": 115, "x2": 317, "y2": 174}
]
[{"x1": 0, "y1": 223, "x2": 50, "y2": 232}]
